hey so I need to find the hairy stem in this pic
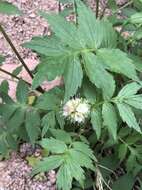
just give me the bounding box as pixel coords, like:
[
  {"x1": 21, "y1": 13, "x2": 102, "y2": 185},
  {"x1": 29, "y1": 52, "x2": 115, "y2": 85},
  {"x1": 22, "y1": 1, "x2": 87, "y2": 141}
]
[{"x1": 96, "y1": 0, "x2": 99, "y2": 18}]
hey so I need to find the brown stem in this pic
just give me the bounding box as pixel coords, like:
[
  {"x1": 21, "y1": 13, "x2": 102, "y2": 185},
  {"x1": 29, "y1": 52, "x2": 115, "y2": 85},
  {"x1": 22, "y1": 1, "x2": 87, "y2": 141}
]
[
  {"x1": 0, "y1": 24, "x2": 33, "y2": 79},
  {"x1": 96, "y1": 0, "x2": 100, "y2": 18},
  {"x1": 0, "y1": 67, "x2": 30, "y2": 85},
  {"x1": 0, "y1": 24, "x2": 45, "y2": 93},
  {"x1": 0, "y1": 67, "x2": 45, "y2": 93}
]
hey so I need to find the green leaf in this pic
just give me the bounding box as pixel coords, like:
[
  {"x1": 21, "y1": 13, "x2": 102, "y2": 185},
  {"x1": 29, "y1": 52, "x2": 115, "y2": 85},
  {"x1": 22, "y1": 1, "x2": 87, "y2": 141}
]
[
  {"x1": 126, "y1": 153, "x2": 137, "y2": 172},
  {"x1": 41, "y1": 138, "x2": 68, "y2": 154},
  {"x1": 107, "y1": 0, "x2": 118, "y2": 11},
  {"x1": 41, "y1": 112, "x2": 56, "y2": 137},
  {"x1": 129, "y1": 12, "x2": 142, "y2": 24},
  {"x1": 91, "y1": 108, "x2": 102, "y2": 139},
  {"x1": 77, "y1": 0, "x2": 117, "y2": 49},
  {"x1": 7, "y1": 108, "x2": 25, "y2": 131},
  {"x1": 32, "y1": 155, "x2": 63, "y2": 176},
  {"x1": 64, "y1": 56, "x2": 83, "y2": 101},
  {"x1": 25, "y1": 109, "x2": 40, "y2": 144},
  {"x1": 0, "y1": 1, "x2": 21, "y2": 15},
  {"x1": 0, "y1": 104, "x2": 17, "y2": 120},
  {"x1": 118, "y1": 144, "x2": 127, "y2": 161},
  {"x1": 117, "y1": 82, "x2": 141, "y2": 98},
  {"x1": 69, "y1": 149, "x2": 94, "y2": 170},
  {"x1": 102, "y1": 102, "x2": 117, "y2": 140},
  {"x1": 35, "y1": 90, "x2": 61, "y2": 110},
  {"x1": 98, "y1": 49, "x2": 139, "y2": 81},
  {"x1": 56, "y1": 111, "x2": 65, "y2": 129},
  {"x1": 83, "y1": 52, "x2": 115, "y2": 99},
  {"x1": 39, "y1": 12, "x2": 83, "y2": 49},
  {"x1": 116, "y1": 103, "x2": 141, "y2": 133},
  {"x1": 33, "y1": 138, "x2": 94, "y2": 190},
  {"x1": 50, "y1": 129, "x2": 72, "y2": 144},
  {"x1": 0, "y1": 92, "x2": 14, "y2": 104},
  {"x1": 16, "y1": 80, "x2": 29, "y2": 104},
  {"x1": 32, "y1": 58, "x2": 65, "y2": 89},
  {"x1": 129, "y1": 54, "x2": 142, "y2": 72},
  {"x1": 72, "y1": 141, "x2": 96, "y2": 161},
  {"x1": 112, "y1": 174, "x2": 134, "y2": 190},
  {"x1": 65, "y1": 156, "x2": 85, "y2": 187},
  {"x1": 12, "y1": 65, "x2": 22, "y2": 76},
  {"x1": 82, "y1": 79, "x2": 96, "y2": 103},
  {"x1": 124, "y1": 95, "x2": 142, "y2": 110},
  {"x1": 0, "y1": 80, "x2": 9, "y2": 94},
  {"x1": 23, "y1": 36, "x2": 70, "y2": 57},
  {"x1": 0, "y1": 55, "x2": 5, "y2": 64},
  {"x1": 57, "y1": 162, "x2": 74, "y2": 190}
]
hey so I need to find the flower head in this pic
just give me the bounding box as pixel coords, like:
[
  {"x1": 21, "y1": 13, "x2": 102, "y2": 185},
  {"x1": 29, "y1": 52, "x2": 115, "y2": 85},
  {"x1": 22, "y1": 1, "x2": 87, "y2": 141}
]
[{"x1": 63, "y1": 98, "x2": 90, "y2": 123}]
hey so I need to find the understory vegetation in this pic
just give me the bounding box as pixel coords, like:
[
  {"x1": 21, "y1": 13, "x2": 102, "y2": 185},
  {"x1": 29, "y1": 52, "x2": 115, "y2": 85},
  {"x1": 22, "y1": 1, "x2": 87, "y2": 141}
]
[{"x1": 1, "y1": 0, "x2": 142, "y2": 189}]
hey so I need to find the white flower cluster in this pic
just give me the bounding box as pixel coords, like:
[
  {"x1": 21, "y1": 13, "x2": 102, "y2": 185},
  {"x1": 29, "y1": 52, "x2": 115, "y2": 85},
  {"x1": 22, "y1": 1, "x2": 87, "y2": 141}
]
[{"x1": 63, "y1": 98, "x2": 91, "y2": 123}]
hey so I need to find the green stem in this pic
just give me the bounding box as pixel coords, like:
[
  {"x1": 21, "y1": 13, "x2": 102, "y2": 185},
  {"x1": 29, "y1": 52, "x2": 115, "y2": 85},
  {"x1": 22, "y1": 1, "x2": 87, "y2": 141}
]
[{"x1": 96, "y1": 0, "x2": 99, "y2": 18}]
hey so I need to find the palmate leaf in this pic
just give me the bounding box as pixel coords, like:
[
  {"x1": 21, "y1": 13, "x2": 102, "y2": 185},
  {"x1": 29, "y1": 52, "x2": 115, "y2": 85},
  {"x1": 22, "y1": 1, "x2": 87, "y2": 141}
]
[
  {"x1": 64, "y1": 56, "x2": 83, "y2": 101},
  {"x1": 98, "y1": 49, "x2": 139, "y2": 81},
  {"x1": 115, "y1": 82, "x2": 142, "y2": 109},
  {"x1": 102, "y1": 102, "x2": 117, "y2": 140},
  {"x1": 83, "y1": 52, "x2": 115, "y2": 100},
  {"x1": 113, "y1": 82, "x2": 142, "y2": 134},
  {"x1": 33, "y1": 138, "x2": 95, "y2": 190}
]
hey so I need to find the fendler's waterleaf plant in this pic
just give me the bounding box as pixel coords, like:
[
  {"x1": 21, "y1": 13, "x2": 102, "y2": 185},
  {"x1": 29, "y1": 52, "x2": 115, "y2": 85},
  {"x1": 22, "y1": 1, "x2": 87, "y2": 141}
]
[{"x1": 1, "y1": 0, "x2": 142, "y2": 189}]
